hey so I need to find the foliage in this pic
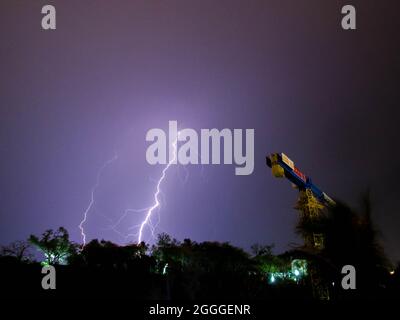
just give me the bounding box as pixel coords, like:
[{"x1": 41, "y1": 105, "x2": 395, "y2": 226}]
[
  {"x1": 295, "y1": 190, "x2": 390, "y2": 294},
  {"x1": 29, "y1": 227, "x2": 77, "y2": 265},
  {"x1": 251, "y1": 244, "x2": 289, "y2": 274},
  {"x1": 1, "y1": 189, "x2": 396, "y2": 299},
  {"x1": 78, "y1": 239, "x2": 150, "y2": 269},
  {"x1": 0, "y1": 240, "x2": 33, "y2": 262}
]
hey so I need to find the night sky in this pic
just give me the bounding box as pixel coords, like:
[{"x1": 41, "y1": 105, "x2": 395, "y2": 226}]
[{"x1": 1, "y1": 1, "x2": 400, "y2": 262}]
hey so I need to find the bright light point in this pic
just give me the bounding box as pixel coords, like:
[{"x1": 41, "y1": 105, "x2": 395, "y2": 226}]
[
  {"x1": 390, "y1": 270, "x2": 395, "y2": 275},
  {"x1": 294, "y1": 269, "x2": 300, "y2": 276},
  {"x1": 162, "y1": 263, "x2": 168, "y2": 275},
  {"x1": 270, "y1": 275, "x2": 275, "y2": 283}
]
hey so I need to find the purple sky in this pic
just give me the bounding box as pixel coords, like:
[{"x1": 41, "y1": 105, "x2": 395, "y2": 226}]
[{"x1": 1, "y1": 1, "x2": 400, "y2": 262}]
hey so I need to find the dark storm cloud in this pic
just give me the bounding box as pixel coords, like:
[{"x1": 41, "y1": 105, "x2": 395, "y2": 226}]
[{"x1": 1, "y1": 1, "x2": 399, "y2": 261}]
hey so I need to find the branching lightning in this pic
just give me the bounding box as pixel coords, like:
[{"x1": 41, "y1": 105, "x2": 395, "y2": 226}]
[
  {"x1": 103, "y1": 133, "x2": 181, "y2": 244},
  {"x1": 137, "y1": 133, "x2": 179, "y2": 243},
  {"x1": 79, "y1": 154, "x2": 118, "y2": 246},
  {"x1": 79, "y1": 130, "x2": 198, "y2": 246}
]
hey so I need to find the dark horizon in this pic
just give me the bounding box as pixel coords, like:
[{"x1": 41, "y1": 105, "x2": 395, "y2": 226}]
[{"x1": 1, "y1": 0, "x2": 400, "y2": 264}]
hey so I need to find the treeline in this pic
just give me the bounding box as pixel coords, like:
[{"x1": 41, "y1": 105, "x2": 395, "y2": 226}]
[
  {"x1": 0, "y1": 230, "x2": 303, "y2": 299},
  {"x1": 0, "y1": 196, "x2": 399, "y2": 299}
]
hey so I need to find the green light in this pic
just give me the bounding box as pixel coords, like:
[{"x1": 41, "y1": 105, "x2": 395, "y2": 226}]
[
  {"x1": 270, "y1": 275, "x2": 275, "y2": 283},
  {"x1": 162, "y1": 263, "x2": 168, "y2": 275}
]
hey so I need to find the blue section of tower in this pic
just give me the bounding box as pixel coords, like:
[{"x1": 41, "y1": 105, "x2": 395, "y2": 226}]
[{"x1": 266, "y1": 153, "x2": 335, "y2": 206}]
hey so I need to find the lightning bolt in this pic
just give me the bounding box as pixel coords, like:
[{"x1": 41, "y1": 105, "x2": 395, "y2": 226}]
[
  {"x1": 79, "y1": 154, "x2": 118, "y2": 246},
  {"x1": 137, "y1": 133, "x2": 180, "y2": 243},
  {"x1": 80, "y1": 129, "x2": 198, "y2": 245}
]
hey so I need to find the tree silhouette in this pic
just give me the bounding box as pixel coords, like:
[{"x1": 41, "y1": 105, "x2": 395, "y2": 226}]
[
  {"x1": 324, "y1": 193, "x2": 389, "y2": 296},
  {"x1": 295, "y1": 191, "x2": 390, "y2": 297},
  {"x1": 0, "y1": 240, "x2": 33, "y2": 262},
  {"x1": 79, "y1": 239, "x2": 149, "y2": 269},
  {"x1": 29, "y1": 227, "x2": 77, "y2": 265}
]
